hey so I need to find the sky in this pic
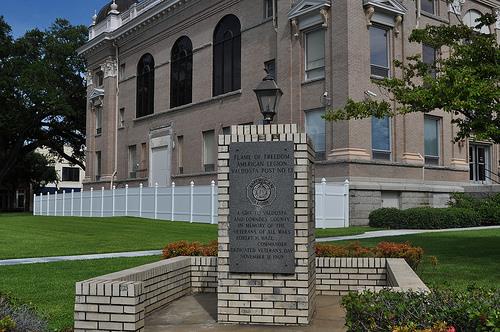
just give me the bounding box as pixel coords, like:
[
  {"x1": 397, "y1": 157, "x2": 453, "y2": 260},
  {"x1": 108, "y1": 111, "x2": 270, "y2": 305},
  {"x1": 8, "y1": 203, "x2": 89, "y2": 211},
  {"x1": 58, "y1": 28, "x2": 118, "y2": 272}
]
[{"x1": 1, "y1": 0, "x2": 110, "y2": 38}]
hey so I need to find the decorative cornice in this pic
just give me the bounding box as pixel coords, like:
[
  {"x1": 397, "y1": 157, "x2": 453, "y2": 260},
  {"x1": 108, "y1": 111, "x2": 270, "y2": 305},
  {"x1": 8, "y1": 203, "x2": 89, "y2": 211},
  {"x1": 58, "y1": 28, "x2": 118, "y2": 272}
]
[
  {"x1": 78, "y1": 0, "x2": 192, "y2": 56},
  {"x1": 287, "y1": 0, "x2": 331, "y2": 20}
]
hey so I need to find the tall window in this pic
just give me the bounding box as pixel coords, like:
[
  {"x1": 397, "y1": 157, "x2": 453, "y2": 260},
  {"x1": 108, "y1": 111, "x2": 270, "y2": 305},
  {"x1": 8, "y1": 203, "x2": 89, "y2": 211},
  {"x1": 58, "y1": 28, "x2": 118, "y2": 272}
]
[
  {"x1": 305, "y1": 109, "x2": 326, "y2": 160},
  {"x1": 177, "y1": 136, "x2": 184, "y2": 174},
  {"x1": 421, "y1": 0, "x2": 435, "y2": 14},
  {"x1": 372, "y1": 117, "x2": 391, "y2": 160},
  {"x1": 128, "y1": 145, "x2": 138, "y2": 178},
  {"x1": 203, "y1": 130, "x2": 216, "y2": 172},
  {"x1": 305, "y1": 29, "x2": 325, "y2": 81},
  {"x1": 170, "y1": 36, "x2": 193, "y2": 108},
  {"x1": 265, "y1": 59, "x2": 276, "y2": 80},
  {"x1": 95, "y1": 151, "x2": 102, "y2": 181},
  {"x1": 96, "y1": 71, "x2": 104, "y2": 87},
  {"x1": 370, "y1": 25, "x2": 390, "y2": 78},
  {"x1": 136, "y1": 53, "x2": 155, "y2": 118},
  {"x1": 213, "y1": 15, "x2": 241, "y2": 96},
  {"x1": 95, "y1": 108, "x2": 102, "y2": 135},
  {"x1": 422, "y1": 44, "x2": 437, "y2": 78},
  {"x1": 264, "y1": 0, "x2": 277, "y2": 19},
  {"x1": 424, "y1": 116, "x2": 440, "y2": 165}
]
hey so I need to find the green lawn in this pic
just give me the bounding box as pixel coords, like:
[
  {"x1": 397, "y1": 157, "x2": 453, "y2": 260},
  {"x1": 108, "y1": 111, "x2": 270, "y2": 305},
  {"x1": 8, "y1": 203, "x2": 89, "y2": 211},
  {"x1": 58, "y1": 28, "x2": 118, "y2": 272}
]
[
  {"x1": 0, "y1": 215, "x2": 218, "y2": 259},
  {"x1": 0, "y1": 256, "x2": 161, "y2": 331},
  {"x1": 334, "y1": 229, "x2": 500, "y2": 289},
  {"x1": 0, "y1": 214, "x2": 377, "y2": 259}
]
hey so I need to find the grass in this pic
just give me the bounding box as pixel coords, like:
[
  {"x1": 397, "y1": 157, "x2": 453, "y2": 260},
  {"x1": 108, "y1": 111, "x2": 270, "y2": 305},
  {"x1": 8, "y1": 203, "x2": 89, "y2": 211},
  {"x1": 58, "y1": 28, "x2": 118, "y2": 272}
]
[
  {"x1": 0, "y1": 256, "x2": 161, "y2": 331},
  {"x1": 333, "y1": 229, "x2": 500, "y2": 289},
  {"x1": 0, "y1": 214, "x2": 379, "y2": 259},
  {"x1": 0, "y1": 215, "x2": 217, "y2": 259}
]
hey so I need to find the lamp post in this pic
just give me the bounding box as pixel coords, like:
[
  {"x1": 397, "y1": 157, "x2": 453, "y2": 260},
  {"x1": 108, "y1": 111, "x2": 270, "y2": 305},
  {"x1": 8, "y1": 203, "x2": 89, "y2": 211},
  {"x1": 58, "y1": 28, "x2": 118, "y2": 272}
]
[{"x1": 253, "y1": 71, "x2": 283, "y2": 125}]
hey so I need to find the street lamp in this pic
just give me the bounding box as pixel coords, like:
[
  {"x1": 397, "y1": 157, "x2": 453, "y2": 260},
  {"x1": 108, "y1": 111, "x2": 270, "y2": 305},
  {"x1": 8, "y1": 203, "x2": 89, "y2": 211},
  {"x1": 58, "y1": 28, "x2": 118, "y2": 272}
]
[{"x1": 254, "y1": 71, "x2": 283, "y2": 125}]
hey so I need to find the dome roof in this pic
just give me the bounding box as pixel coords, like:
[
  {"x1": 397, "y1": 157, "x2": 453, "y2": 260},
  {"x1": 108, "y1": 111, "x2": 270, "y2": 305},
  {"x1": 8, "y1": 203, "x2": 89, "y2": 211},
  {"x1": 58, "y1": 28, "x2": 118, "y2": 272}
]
[{"x1": 96, "y1": 0, "x2": 138, "y2": 24}]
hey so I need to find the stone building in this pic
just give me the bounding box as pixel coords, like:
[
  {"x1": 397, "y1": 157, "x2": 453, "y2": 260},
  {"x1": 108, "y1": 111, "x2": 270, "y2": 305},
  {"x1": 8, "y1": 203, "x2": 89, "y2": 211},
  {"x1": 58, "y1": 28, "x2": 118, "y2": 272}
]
[{"x1": 78, "y1": 0, "x2": 500, "y2": 224}]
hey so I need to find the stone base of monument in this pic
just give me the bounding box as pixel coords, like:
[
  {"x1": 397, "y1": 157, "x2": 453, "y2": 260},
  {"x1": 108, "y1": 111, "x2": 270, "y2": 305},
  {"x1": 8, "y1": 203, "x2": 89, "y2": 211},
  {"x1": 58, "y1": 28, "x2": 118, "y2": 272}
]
[{"x1": 73, "y1": 256, "x2": 428, "y2": 332}]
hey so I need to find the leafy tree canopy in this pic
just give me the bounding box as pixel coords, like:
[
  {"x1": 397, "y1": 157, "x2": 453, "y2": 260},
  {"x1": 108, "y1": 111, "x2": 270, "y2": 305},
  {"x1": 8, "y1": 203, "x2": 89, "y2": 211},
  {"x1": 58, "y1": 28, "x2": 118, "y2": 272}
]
[
  {"x1": 0, "y1": 17, "x2": 87, "y2": 186},
  {"x1": 324, "y1": 11, "x2": 499, "y2": 143}
]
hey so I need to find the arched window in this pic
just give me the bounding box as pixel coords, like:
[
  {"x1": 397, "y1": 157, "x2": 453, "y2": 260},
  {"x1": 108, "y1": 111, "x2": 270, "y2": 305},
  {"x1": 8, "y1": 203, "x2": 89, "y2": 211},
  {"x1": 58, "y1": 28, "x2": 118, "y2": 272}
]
[
  {"x1": 170, "y1": 36, "x2": 193, "y2": 108},
  {"x1": 463, "y1": 10, "x2": 490, "y2": 34},
  {"x1": 136, "y1": 53, "x2": 155, "y2": 118},
  {"x1": 213, "y1": 15, "x2": 241, "y2": 96}
]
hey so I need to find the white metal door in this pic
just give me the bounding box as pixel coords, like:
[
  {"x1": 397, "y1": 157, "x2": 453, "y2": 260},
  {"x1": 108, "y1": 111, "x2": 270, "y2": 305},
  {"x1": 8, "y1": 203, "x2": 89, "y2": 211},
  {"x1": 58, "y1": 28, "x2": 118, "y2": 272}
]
[{"x1": 149, "y1": 136, "x2": 171, "y2": 187}]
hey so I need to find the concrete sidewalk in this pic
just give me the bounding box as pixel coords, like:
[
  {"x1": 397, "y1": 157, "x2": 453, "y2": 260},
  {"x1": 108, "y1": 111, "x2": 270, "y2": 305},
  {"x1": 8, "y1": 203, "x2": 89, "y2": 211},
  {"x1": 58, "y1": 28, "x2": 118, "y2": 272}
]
[
  {"x1": 316, "y1": 225, "x2": 500, "y2": 243},
  {"x1": 1, "y1": 225, "x2": 498, "y2": 266}
]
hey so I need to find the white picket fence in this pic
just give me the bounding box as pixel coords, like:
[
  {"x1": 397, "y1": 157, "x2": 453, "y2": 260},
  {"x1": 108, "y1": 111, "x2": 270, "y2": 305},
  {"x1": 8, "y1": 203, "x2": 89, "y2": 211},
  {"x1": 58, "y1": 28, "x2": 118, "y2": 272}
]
[{"x1": 33, "y1": 179, "x2": 349, "y2": 228}]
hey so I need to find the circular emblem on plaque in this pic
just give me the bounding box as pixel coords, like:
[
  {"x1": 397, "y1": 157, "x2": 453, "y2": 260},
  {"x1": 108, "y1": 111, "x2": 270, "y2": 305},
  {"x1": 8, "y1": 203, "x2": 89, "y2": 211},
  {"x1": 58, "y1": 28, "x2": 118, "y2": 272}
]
[{"x1": 247, "y1": 177, "x2": 276, "y2": 207}]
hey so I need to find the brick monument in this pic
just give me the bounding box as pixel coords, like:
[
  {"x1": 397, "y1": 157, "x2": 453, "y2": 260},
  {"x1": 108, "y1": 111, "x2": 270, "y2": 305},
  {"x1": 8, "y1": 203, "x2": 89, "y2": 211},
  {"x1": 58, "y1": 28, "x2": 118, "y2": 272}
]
[{"x1": 217, "y1": 124, "x2": 316, "y2": 325}]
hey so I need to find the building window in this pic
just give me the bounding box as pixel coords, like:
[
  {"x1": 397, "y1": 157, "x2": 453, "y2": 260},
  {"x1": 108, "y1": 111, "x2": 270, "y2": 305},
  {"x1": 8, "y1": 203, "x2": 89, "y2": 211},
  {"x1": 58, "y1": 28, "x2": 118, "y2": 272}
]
[
  {"x1": 62, "y1": 167, "x2": 80, "y2": 182},
  {"x1": 119, "y1": 108, "x2": 125, "y2": 128},
  {"x1": 222, "y1": 126, "x2": 231, "y2": 136},
  {"x1": 213, "y1": 15, "x2": 241, "y2": 96},
  {"x1": 140, "y1": 143, "x2": 147, "y2": 176},
  {"x1": 171, "y1": 36, "x2": 193, "y2": 108},
  {"x1": 464, "y1": 10, "x2": 490, "y2": 34},
  {"x1": 203, "y1": 130, "x2": 216, "y2": 172},
  {"x1": 119, "y1": 63, "x2": 126, "y2": 80},
  {"x1": 422, "y1": 44, "x2": 437, "y2": 78},
  {"x1": 177, "y1": 136, "x2": 184, "y2": 174},
  {"x1": 95, "y1": 108, "x2": 102, "y2": 135},
  {"x1": 96, "y1": 70, "x2": 104, "y2": 87},
  {"x1": 424, "y1": 116, "x2": 440, "y2": 165},
  {"x1": 265, "y1": 59, "x2": 276, "y2": 80},
  {"x1": 264, "y1": 0, "x2": 276, "y2": 19},
  {"x1": 469, "y1": 144, "x2": 490, "y2": 182},
  {"x1": 305, "y1": 29, "x2": 325, "y2": 81},
  {"x1": 128, "y1": 145, "x2": 138, "y2": 178},
  {"x1": 370, "y1": 25, "x2": 390, "y2": 78},
  {"x1": 136, "y1": 53, "x2": 155, "y2": 118},
  {"x1": 305, "y1": 109, "x2": 326, "y2": 160},
  {"x1": 421, "y1": 0, "x2": 435, "y2": 15},
  {"x1": 16, "y1": 190, "x2": 25, "y2": 209},
  {"x1": 372, "y1": 117, "x2": 391, "y2": 160},
  {"x1": 95, "y1": 151, "x2": 102, "y2": 181}
]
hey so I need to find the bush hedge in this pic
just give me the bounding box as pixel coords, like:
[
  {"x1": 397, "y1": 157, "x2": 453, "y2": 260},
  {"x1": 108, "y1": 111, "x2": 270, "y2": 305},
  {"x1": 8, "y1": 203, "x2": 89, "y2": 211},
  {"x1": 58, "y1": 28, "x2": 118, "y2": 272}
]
[
  {"x1": 369, "y1": 193, "x2": 500, "y2": 229},
  {"x1": 342, "y1": 287, "x2": 499, "y2": 332},
  {"x1": 163, "y1": 241, "x2": 424, "y2": 269},
  {"x1": 450, "y1": 193, "x2": 500, "y2": 226}
]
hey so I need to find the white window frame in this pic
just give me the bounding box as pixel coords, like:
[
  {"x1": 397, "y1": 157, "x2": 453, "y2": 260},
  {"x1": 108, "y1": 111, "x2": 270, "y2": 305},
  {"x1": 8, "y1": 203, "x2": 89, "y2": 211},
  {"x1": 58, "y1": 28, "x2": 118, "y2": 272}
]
[
  {"x1": 304, "y1": 27, "x2": 326, "y2": 81},
  {"x1": 370, "y1": 24, "x2": 391, "y2": 79},
  {"x1": 424, "y1": 115, "x2": 441, "y2": 165},
  {"x1": 202, "y1": 130, "x2": 216, "y2": 172},
  {"x1": 371, "y1": 116, "x2": 392, "y2": 160}
]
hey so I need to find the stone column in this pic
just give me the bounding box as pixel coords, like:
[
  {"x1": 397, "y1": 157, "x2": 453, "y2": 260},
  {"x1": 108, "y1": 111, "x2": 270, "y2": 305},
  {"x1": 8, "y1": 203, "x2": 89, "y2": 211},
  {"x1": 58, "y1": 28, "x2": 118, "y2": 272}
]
[{"x1": 217, "y1": 124, "x2": 316, "y2": 326}]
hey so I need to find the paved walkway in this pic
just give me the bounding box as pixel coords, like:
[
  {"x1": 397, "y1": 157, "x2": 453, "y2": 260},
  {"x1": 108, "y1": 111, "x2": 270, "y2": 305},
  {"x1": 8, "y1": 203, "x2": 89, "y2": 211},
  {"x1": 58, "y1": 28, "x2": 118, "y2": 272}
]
[
  {"x1": 316, "y1": 225, "x2": 500, "y2": 243},
  {"x1": 145, "y1": 294, "x2": 346, "y2": 332},
  {"x1": 1, "y1": 226, "x2": 498, "y2": 266}
]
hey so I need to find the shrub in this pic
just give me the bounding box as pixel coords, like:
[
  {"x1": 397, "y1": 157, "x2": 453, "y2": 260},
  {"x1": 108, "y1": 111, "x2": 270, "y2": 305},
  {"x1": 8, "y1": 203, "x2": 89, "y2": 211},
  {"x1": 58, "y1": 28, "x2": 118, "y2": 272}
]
[
  {"x1": 449, "y1": 193, "x2": 500, "y2": 225},
  {"x1": 0, "y1": 295, "x2": 47, "y2": 332},
  {"x1": 342, "y1": 287, "x2": 500, "y2": 332},
  {"x1": 316, "y1": 241, "x2": 423, "y2": 269},
  {"x1": 162, "y1": 240, "x2": 217, "y2": 259},
  {"x1": 164, "y1": 241, "x2": 424, "y2": 269},
  {"x1": 368, "y1": 207, "x2": 481, "y2": 229},
  {"x1": 369, "y1": 208, "x2": 406, "y2": 228}
]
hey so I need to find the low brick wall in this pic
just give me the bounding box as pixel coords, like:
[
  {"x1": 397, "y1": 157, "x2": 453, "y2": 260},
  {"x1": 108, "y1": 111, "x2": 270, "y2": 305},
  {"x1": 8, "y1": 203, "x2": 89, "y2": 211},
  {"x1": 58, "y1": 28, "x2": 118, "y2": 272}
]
[
  {"x1": 74, "y1": 256, "x2": 215, "y2": 332},
  {"x1": 74, "y1": 256, "x2": 427, "y2": 331}
]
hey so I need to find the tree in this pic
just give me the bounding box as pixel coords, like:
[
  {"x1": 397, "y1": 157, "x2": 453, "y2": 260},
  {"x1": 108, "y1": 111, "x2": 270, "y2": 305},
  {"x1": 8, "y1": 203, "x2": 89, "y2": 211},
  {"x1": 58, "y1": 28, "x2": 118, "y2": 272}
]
[
  {"x1": 2, "y1": 152, "x2": 58, "y2": 193},
  {"x1": 324, "y1": 11, "x2": 499, "y2": 143},
  {"x1": 0, "y1": 17, "x2": 87, "y2": 186}
]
